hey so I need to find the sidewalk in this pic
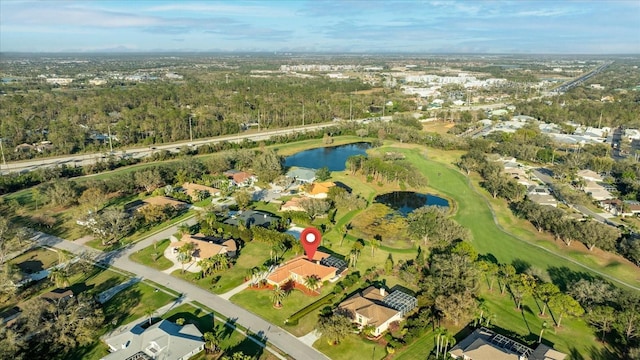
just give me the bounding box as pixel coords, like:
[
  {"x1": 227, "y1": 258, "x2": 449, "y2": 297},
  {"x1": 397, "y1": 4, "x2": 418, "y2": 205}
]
[{"x1": 218, "y1": 280, "x2": 250, "y2": 300}]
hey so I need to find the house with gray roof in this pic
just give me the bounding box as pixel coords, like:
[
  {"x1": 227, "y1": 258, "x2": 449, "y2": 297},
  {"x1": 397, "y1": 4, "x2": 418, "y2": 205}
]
[
  {"x1": 286, "y1": 167, "x2": 317, "y2": 184},
  {"x1": 449, "y1": 328, "x2": 566, "y2": 360},
  {"x1": 101, "y1": 320, "x2": 204, "y2": 360}
]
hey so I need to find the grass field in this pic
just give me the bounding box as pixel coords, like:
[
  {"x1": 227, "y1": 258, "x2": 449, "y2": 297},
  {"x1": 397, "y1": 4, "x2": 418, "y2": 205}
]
[
  {"x1": 9, "y1": 247, "x2": 59, "y2": 274},
  {"x1": 129, "y1": 238, "x2": 174, "y2": 270},
  {"x1": 314, "y1": 334, "x2": 386, "y2": 360},
  {"x1": 393, "y1": 330, "x2": 435, "y2": 360},
  {"x1": 385, "y1": 145, "x2": 640, "y2": 291}
]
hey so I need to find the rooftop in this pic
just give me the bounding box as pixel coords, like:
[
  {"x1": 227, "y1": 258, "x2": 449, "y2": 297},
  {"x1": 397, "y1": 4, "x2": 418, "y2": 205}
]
[
  {"x1": 102, "y1": 320, "x2": 204, "y2": 360},
  {"x1": 267, "y1": 256, "x2": 337, "y2": 285}
]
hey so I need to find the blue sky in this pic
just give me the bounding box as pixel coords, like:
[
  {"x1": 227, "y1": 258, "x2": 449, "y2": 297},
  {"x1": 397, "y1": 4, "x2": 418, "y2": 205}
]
[{"x1": 1, "y1": 0, "x2": 639, "y2": 54}]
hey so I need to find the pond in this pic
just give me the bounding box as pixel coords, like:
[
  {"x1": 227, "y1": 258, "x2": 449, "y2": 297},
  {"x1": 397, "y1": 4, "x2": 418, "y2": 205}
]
[
  {"x1": 284, "y1": 142, "x2": 370, "y2": 171},
  {"x1": 374, "y1": 191, "x2": 449, "y2": 216}
]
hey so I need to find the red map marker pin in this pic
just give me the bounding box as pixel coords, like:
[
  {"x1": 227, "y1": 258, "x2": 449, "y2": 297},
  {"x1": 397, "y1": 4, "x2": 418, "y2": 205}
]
[{"x1": 300, "y1": 227, "x2": 321, "y2": 260}]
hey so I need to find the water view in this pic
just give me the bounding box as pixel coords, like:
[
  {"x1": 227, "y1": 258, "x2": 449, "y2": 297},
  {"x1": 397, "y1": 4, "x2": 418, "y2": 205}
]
[
  {"x1": 375, "y1": 191, "x2": 449, "y2": 216},
  {"x1": 284, "y1": 142, "x2": 370, "y2": 171}
]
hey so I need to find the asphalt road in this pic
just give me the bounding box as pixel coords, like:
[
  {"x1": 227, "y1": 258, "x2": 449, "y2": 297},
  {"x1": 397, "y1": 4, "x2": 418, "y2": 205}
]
[
  {"x1": 531, "y1": 168, "x2": 620, "y2": 227},
  {"x1": 32, "y1": 219, "x2": 329, "y2": 360},
  {"x1": 0, "y1": 123, "x2": 337, "y2": 175}
]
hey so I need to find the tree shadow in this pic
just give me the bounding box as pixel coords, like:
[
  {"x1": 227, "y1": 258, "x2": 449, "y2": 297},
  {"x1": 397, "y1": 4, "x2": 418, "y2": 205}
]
[
  {"x1": 547, "y1": 266, "x2": 595, "y2": 292},
  {"x1": 511, "y1": 259, "x2": 531, "y2": 274},
  {"x1": 478, "y1": 253, "x2": 499, "y2": 264},
  {"x1": 221, "y1": 318, "x2": 238, "y2": 339},
  {"x1": 17, "y1": 260, "x2": 45, "y2": 274},
  {"x1": 225, "y1": 336, "x2": 264, "y2": 360},
  {"x1": 102, "y1": 287, "x2": 143, "y2": 328}
]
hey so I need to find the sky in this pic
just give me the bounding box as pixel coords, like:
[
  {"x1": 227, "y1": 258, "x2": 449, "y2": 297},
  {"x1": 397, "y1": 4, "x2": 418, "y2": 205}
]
[{"x1": 1, "y1": 0, "x2": 639, "y2": 54}]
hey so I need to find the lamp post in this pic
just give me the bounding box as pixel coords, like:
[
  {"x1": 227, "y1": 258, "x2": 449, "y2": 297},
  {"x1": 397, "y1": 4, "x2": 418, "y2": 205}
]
[{"x1": 188, "y1": 115, "x2": 194, "y2": 142}]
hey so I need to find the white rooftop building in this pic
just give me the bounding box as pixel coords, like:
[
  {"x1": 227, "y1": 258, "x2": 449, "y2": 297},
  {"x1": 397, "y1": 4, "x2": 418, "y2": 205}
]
[{"x1": 102, "y1": 320, "x2": 204, "y2": 360}]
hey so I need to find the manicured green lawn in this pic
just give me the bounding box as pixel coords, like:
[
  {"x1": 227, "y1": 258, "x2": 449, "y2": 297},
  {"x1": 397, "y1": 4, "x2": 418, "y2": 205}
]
[
  {"x1": 102, "y1": 281, "x2": 177, "y2": 328},
  {"x1": 68, "y1": 266, "x2": 128, "y2": 295},
  {"x1": 129, "y1": 238, "x2": 174, "y2": 270},
  {"x1": 314, "y1": 333, "x2": 386, "y2": 360},
  {"x1": 394, "y1": 330, "x2": 435, "y2": 360},
  {"x1": 9, "y1": 247, "x2": 59, "y2": 274},
  {"x1": 231, "y1": 286, "x2": 333, "y2": 337},
  {"x1": 171, "y1": 241, "x2": 274, "y2": 294},
  {"x1": 478, "y1": 284, "x2": 610, "y2": 358},
  {"x1": 388, "y1": 146, "x2": 640, "y2": 290}
]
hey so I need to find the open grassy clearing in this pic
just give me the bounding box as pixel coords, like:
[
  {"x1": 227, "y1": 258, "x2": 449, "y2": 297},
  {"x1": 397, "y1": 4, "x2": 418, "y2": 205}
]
[
  {"x1": 102, "y1": 281, "x2": 177, "y2": 327},
  {"x1": 129, "y1": 238, "x2": 174, "y2": 270},
  {"x1": 9, "y1": 246, "x2": 59, "y2": 274},
  {"x1": 421, "y1": 120, "x2": 456, "y2": 134},
  {"x1": 314, "y1": 333, "x2": 386, "y2": 360}
]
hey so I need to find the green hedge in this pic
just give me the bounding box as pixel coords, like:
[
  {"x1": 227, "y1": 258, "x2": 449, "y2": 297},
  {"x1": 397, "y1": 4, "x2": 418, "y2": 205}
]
[{"x1": 285, "y1": 293, "x2": 335, "y2": 325}]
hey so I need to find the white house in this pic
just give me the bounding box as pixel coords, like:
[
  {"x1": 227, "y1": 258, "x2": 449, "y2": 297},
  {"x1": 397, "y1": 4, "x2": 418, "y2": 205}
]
[
  {"x1": 102, "y1": 320, "x2": 204, "y2": 360},
  {"x1": 577, "y1": 169, "x2": 603, "y2": 182}
]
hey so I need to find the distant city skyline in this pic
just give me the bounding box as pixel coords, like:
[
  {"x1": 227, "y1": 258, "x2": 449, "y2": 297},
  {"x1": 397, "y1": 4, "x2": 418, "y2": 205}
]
[{"x1": 1, "y1": 0, "x2": 639, "y2": 54}]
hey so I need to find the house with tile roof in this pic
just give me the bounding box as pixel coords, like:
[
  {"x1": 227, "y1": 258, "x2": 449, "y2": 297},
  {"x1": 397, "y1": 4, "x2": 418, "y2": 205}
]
[
  {"x1": 307, "y1": 182, "x2": 336, "y2": 199},
  {"x1": 267, "y1": 254, "x2": 338, "y2": 288},
  {"x1": 337, "y1": 286, "x2": 416, "y2": 337},
  {"x1": 102, "y1": 320, "x2": 204, "y2": 360},
  {"x1": 224, "y1": 170, "x2": 256, "y2": 187},
  {"x1": 181, "y1": 182, "x2": 221, "y2": 200},
  {"x1": 280, "y1": 197, "x2": 306, "y2": 212},
  {"x1": 171, "y1": 234, "x2": 237, "y2": 259}
]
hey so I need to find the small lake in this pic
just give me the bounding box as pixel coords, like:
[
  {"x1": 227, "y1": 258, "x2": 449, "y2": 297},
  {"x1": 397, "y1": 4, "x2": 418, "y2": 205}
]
[
  {"x1": 375, "y1": 191, "x2": 449, "y2": 216},
  {"x1": 284, "y1": 142, "x2": 370, "y2": 171}
]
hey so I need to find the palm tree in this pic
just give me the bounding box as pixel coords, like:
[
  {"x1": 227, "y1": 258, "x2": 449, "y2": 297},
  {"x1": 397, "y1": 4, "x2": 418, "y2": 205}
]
[
  {"x1": 178, "y1": 242, "x2": 196, "y2": 273},
  {"x1": 144, "y1": 307, "x2": 155, "y2": 326},
  {"x1": 434, "y1": 326, "x2": 446, "y2": 358},
  {"x1": 370, "y1": 237, "x2": 380, "y2": 257},
  {"x1": 177, "y1": 222, "x2": 191, "y2": 238},
  {"x1": 48, "y1": 267, "x2": 69, "y2": 288},
  {"x1": 213, "y1": 254, "x2": 229, "y2": 272},
  {"x1": 303, "y1": 275, "x2": 321, "y2": 293},
  {"x1": 443, "y1": 334, "x2": 456, "y2": 358},
  {"x1": 198, "y1": 258, "x2": 215, "y2": 278},
  {"x1": 204, "y1": 330, "x2": 221, "y2": 354},
  {"x1": 271, "y1": 286, "x2": 286, "y2": 308}
]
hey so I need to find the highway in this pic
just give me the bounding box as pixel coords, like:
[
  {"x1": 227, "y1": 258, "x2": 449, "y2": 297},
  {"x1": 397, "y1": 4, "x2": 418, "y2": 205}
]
[
  {"x1": 0, "y1": 122, "x2": 339, "y2": 175},
  {"x1": 552, "y1": 61, "x2": 612, "y2": 94}
]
